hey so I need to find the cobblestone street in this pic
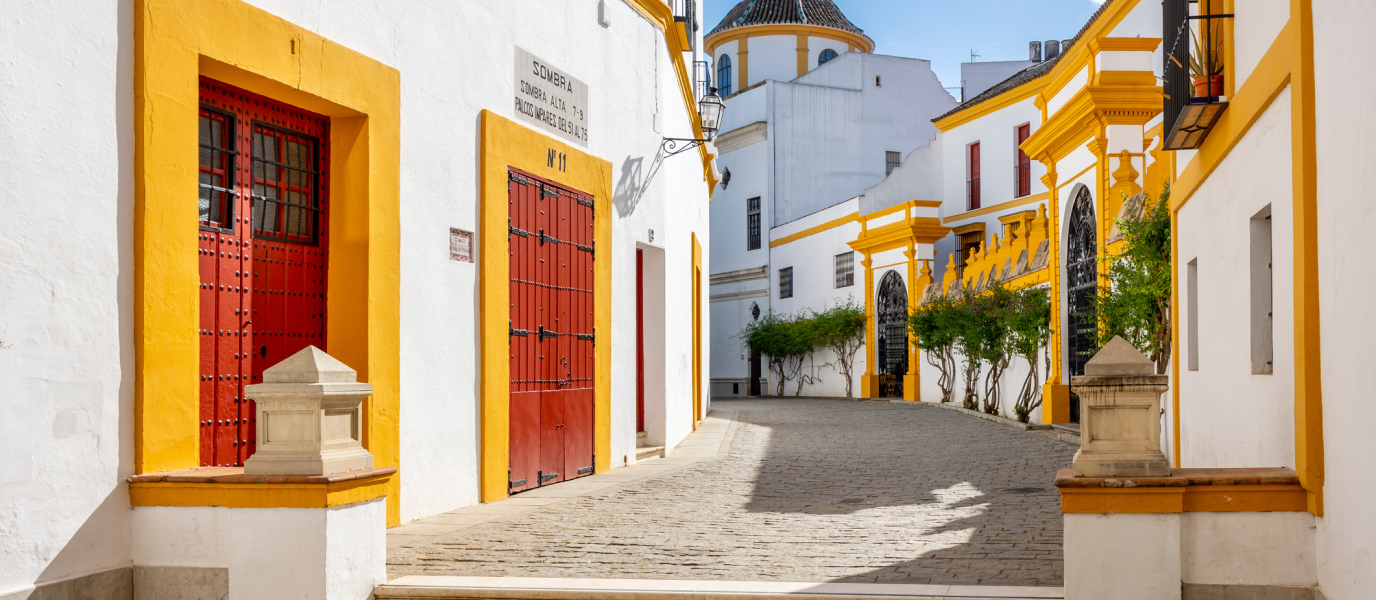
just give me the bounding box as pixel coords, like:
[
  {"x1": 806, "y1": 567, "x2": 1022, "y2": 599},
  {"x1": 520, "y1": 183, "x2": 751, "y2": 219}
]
[{"x1": 388, "y1": 399, "x2": 1075, "y2": 586}]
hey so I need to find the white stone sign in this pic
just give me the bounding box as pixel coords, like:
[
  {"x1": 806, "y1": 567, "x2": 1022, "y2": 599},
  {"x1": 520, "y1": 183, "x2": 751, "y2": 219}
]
[
  {"x1": 514, "y1": 47, "x2": 589, "y2": 146},
  {"x1": 450, "y1": 228, "x2": 472, "y2": 263}
]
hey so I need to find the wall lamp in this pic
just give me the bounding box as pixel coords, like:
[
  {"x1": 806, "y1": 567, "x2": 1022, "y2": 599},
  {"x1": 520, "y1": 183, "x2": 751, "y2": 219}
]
[{"x1": 661, "y1": 89, "x2": 725, "y2": 157}]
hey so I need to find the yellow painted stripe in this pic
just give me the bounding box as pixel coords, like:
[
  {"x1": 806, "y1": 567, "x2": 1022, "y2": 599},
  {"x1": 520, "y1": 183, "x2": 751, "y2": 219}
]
[
  {"x1": 943, "y1": 192, "x2": 1050, "y2": 224},
  {"x1": 770, "y1": 214, "x2": 857, "y2": 248},
  {"x1": 129, "y1": 474, "x2": 394, "y2": 509}
]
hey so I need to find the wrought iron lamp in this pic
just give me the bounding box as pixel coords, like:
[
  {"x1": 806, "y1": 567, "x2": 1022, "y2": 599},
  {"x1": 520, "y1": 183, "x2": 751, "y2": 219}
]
[{"x1": 661, "y1": 89, "x2": 725, "y2": 157}]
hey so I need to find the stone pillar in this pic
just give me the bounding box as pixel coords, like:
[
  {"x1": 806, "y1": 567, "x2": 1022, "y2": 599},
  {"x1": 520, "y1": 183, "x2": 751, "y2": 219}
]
[
  {"x1": 243, "y1": 346, "x2": 374, "y2": 476},
  {"x1": 1070, "y1": 336, "x2": 1170, "y2": 477}
]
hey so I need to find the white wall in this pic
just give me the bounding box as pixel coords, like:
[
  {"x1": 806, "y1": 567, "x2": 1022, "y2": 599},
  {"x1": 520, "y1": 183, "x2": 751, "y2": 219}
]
[
  {"x1": 961, "y1": 60, "x2": 1035, "y2": 100},
  {"x1": 1312, "y1": 1, "x2": 1376, "y2": 596},
  {"x1": 808, "y1": 37, "x2": 849, "y2": 71},
  {"x1": 745, "y1": 34, "x2": 798, "y2": 86},
  {"x1": 132, "y1": 500, "x2": 385, "y2": 600},
  {"x1": 0, "y1": 0, "x2": 134, "y2": 592},
  {"x1": 1176, "y1": 87, "x2": 1295, "y2": 470}
]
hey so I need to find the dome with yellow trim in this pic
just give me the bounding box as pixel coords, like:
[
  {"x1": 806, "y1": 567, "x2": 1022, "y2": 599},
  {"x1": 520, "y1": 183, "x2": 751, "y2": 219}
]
[{"x1": 708, "y1": 0, "x2": 873, "y2": 48}]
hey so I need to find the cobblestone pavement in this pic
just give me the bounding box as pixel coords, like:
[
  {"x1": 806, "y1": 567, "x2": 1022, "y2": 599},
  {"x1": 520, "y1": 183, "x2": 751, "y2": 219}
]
[{"x1": 388, "y1": 398, "x2": 1075, "y2": 585}]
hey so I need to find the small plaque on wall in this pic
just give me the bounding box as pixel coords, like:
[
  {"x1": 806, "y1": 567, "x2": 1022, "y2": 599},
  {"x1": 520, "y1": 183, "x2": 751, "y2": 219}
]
[{"x1": 450, "y1": 228, "x2": 473, "y2": 263}]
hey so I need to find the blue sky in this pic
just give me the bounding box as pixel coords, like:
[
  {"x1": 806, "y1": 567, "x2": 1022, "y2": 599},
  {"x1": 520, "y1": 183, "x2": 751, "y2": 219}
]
[{"x1": 704, "y1": 0, "x2": 1106, "y2": 91}]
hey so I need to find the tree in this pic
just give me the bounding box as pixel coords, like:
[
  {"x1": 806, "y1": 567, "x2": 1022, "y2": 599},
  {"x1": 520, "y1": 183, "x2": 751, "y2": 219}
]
[
  {"x1": 738, "y1": 311, "x2": 814, "y2": 396},
  {"x1": 1092, "y1": 185, "x2": 1173, "y2": 373},
  {"x1": 910, "y1": 294, "x2": 959, "y2": 403},
  {"x1": 950, "y1": 296, "x2": 983, "y2": 410},
  {"x1": 1006, "y1": 285, "x2": 1051, "y2": 422},
  {"x1": 810, "y1": 299, "x2": 867, "y2": 397},
  {"x1": 969, "y1": 281, "x2": 1016, "y2": 415}
]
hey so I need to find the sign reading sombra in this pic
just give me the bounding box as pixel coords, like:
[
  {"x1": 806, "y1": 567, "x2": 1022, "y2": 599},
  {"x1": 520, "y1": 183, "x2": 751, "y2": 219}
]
[{"x1": 515, "y1": 47, "x2": 589, "y2": 146}]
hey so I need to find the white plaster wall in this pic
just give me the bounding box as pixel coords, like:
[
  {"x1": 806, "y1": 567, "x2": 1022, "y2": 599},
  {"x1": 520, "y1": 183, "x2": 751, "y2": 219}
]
[
  {"x1": 919, "y1": 346, "x2": 1048, "y2": 424},
  {"x1": 132, "y1": 499, "x2": 385, "y2": 600},
  {"x1": 767, "y1": 200, "x2": 867, "y2": 398},
  {"x1": 1046, "y1": 66, "x2": 1088, "y2": 117},
  {"x1": 1176, "y1": 87, "x2": 1295, "y2": 470},
  {"x1": 709, "y1": 141, "x2": 770, "y2": 274},
  {"x1": 710, "y1": 295, "x2": 762, "y2": 381},
  {"x1": 961, "y1": 60, "x2": 1035, "y2": 100},
  {"x1": 0, "y1": 0, "x2": 134, "y2": 592},
  {"x1": 860, "y1": 138, "x2": 943, "y2": 216},
  {"x1": 1107, "y1": 0, "x2": 1163, "y2": 41},
  {"x1": 808, "y1": 37, "x2": 849, "y2": 72},
  {"x1": 1065, "y1": 513, "x2": 1182, "y2": 600},
  {"x1": 1181, "y1": 511, "x2": 1316, "y2": 586},
  {"x1": 937, "y1": 97, "x2": 1044, "y2": 221},
  {"x1": 1232, "y1": 0, "x2": 1289, "y2": 88},
  {"x1": 1312, "y1": 0, "x2": 1376, "y2": 595},
  {"x1": 746, "y1": 35, "x2": 799, "y2": 86}
]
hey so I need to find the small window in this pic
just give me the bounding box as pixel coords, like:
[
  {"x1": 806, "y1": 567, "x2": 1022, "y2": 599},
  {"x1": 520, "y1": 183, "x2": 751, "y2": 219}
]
[
  {"x1": 876, "y1": 75, "x2": 882, "y2": 86},
  {"x1": 818, "y1": 49, "x2": 839, "y2": 66},
  {"x1": 1188, "y1": 258, "x2": 1199, "y2": 371},
  {"x1": 1015, "y1": 124, "x2": 1031, "y2": 198},
  {"x1": 198, "y1": 107, "x2": 236, "y2": 230},
  {"x1": 968, "y1": 142, "x2": 982, "y2": 210},
  {"x1": 746, "y1": 197, "x2": 761, "y2": 250},
  {"x1": 886, "y1": 151, "x2": 901, "y2": 176},
  {"x1": 717, "y1": 54, "x2": 733, "y2": 96},
  {"x1": 1251, "y1": 206, "x2": 1273, "y2": 374},
  {"x1": 835, "y1": 252, "x2": 855, "y2": 288},
  {"x1": 779, "y1": 267, "x2": 793, "y2": 299}
]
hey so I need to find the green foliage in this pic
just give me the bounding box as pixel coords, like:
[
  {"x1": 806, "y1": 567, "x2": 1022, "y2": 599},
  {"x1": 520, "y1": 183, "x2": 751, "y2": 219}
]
[
  {"x1": 1091, "y1": 185, "x2": 1173, "y2": 373},
  {"x1": 910, "y1": 294, "x2": 960, "y2": 403},
  {"x1": 738, "y1": 298, "x2": 867, "y2": 397},
  {"x1": 1006, "y1": 286, "x2": 1052, "y2": 422},
  {"x1": 967, "y1": 281, "x2": 1017, "y2": 415}
]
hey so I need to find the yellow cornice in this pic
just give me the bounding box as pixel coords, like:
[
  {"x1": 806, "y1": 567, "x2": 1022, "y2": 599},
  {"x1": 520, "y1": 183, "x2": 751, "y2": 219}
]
[
  {"x1": 1020, "y1": 85, "x2": 1162, "y2": 164},
  {"x1": 1037, "y1": 0, "x2": 1143, "y2": 106},
  {"x1": 770, "y1": 213, "x2": 857, "y2": 248},
  {"x1": 705, "y1": 23, "x2": 875, "y2": 57},
  {"x1": 849, "y1": 216, "x2": 950, "y2": 255},
  {"x1": 859, "y1": 199, "x2": 941, "y2": 224},
  {"x1": 935, "y1": 75, "x2": 1047, "y2": 132},
  {"x1": 1088, "y1": 37, "x2": 1163, "y2": 53},
  {"x1": 943, "y1": 191, "x2": 1050, "y2": 224}
]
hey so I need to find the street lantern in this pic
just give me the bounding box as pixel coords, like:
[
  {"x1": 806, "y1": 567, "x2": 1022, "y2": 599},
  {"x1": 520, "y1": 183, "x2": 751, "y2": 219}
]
[{"x1": 661, "y1": 88, "x2": 727, "y2": 157}]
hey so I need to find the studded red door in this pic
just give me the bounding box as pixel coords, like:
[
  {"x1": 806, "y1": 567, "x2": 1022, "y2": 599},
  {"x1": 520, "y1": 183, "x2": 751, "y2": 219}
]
[
  {"x1": 508, "y1": 169, "x2": 595, "y2": 494},
  {"x1": 198, "y1": 78, "x2": 329, "y2": 468}
]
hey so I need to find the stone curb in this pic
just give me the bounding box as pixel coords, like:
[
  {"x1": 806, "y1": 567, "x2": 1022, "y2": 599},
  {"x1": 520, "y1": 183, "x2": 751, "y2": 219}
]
[{"x1": 375, "y1": 576, "x2": 1064, "y2": 600}]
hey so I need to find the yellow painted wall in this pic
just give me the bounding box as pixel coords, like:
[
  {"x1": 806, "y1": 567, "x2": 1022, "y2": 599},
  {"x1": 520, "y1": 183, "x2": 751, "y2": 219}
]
[{"x1": 134, "y1": 0, "x2": 402, "y2": 525}]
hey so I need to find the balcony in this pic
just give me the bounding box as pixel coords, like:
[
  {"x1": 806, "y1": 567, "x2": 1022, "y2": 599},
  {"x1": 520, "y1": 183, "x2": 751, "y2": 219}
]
[
  {"x1": 670, "y1": 0, "x2": 697, "y2": 53},
  {"x1": 1162, "y1": 0, "x2": 1234, "y2": 150}
]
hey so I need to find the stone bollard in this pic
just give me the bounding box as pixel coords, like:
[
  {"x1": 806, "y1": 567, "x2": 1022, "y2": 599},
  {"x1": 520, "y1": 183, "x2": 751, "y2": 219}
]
[
  {"x1": 243, "y1": 346, "x2": 374, "y2": 476},
  {"x1": 1070, "y1": 336, "x2": 1170, "y2": 477}
]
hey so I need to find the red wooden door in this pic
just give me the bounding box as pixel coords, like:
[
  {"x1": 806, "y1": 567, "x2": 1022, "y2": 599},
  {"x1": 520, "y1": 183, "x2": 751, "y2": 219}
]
[
  {"x1": 636, "y1": 249, "x2": 645, "y2": 433},
  {"x1": 508, "y1": 169, "x2": 595, "y2": 493},
  {"x1": 198, "y1": 78, "x2": 329, "y2": 468}
]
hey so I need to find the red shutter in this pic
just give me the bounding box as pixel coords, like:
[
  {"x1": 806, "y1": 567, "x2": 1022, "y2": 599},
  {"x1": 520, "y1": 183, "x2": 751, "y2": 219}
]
[{"x1": 969, "y1": 142, "x2": 982, "y2": 210}]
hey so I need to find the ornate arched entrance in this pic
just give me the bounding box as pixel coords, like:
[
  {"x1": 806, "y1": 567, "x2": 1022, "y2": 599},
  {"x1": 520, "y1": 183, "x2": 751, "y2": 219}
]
[
  {"x1": 1065, "y1": 186, "x2": 1098, "y2": 422},
  {"x1": 876, "y1": 271, "x2": 909, "y2": 398}
]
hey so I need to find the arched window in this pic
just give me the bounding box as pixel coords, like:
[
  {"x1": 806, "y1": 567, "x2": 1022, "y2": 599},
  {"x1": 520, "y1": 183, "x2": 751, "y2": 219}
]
[
  {"x1": 717, "y1": 55, "x2": 733, "y2": 96},
  {"x1": 818, "y1": 49, "x2": 839, "y2": 66}
]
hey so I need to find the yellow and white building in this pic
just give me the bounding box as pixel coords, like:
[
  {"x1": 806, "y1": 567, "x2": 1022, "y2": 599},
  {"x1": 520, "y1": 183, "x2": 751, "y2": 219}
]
[{"x1": 0, "y1": 0, "x2": 716, "y2": 597}]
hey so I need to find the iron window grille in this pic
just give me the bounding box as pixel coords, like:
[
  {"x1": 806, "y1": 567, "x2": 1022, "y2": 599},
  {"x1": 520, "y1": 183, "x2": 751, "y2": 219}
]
[
  {"x1": 835, "y1": 252, "x2": 855, "y2": 288},
  {"x1": 886, "y1": 151, "x2": 901, "y2": 176},
  {"x1": 1162, "y1": 0, "x2": 1233, "y2": 150},
  {"x1": 779, "y1": 267, "x2": 793, "y2": 299},
  {"x1": 251, "y1": 121, "x2": 322, "y2": 245},
  {"x1": 1015, "y1": 124, "x2": 1032, "y2": 197},
  {"x1": 747, "y1": 197, "x2": 761, "y2": 250},
  {"x1": 717, "y1": 55, "x2": 733, "y2": 96},
  {"x1": 198, "y1": 106, "x2": 237, "y2": 232}
]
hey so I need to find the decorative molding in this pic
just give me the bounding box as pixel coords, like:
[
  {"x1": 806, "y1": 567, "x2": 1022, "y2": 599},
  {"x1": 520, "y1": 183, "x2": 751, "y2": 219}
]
[
  {"x1": 709, "y1": 266, "x2": 768, "y2": 284},
  {"x1": 714, "y1": 121, "x2": 768, "y2": 154}
]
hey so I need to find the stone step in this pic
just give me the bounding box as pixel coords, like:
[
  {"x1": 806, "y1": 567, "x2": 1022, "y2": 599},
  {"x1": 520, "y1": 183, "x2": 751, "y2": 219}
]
[
  {"x1": 635, "y1": 445, "x2": 665, "y2": 461},
  {"x1": 1049, "y1": 423, "x2": 1081, "y2": 444},
  {"x1": 374, "y1": 577, "x2": 1064, "y2": 600}
]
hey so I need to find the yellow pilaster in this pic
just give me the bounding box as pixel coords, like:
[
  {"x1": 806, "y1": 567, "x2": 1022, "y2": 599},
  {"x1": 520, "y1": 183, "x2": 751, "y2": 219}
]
[
  {"x1": 902, "y1": 243, "x2": 919, "y2": 401},
  {"x1": 796, "y1": 34, "x2": 808, "y2": 77},
  {"x1": 738, "y1": 36, "x2": 750, "y2": 90},
  {"x1": 1290, "y1": 0, "x2": 1323, "y2": 516},
  {"x1": 860, "y1": 251, "x2": 877, "y2": 398}
]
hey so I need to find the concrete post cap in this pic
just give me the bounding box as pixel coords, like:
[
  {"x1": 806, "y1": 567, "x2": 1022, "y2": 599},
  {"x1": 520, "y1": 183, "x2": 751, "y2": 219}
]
[
  {"x1": 263, "y1": 346, "x2": 358, "y2": 384},
  {"x1": 1084, "y1": 336, "x2": 1155, "y2": 376}
]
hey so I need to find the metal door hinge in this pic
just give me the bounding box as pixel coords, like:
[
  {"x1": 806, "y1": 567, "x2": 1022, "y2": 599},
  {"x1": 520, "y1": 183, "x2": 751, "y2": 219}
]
[
  {"x1": 541, "y1": 186, "x2": 559, "y2": 198},
  {"x1": 510, "y1": 321, "x2": 529, "y2": 343},
  {"x1": 577, "y1": 198, "x2": 594, "y2": 209},
  {"x1": 538, "y1": 471, "x2": 559, "y2": 484},
  {"x1": 509, "y1": 218, "x2": 530, "y2": 238},
  {"x1": 578, "y1": 466, "x2": 594, "y2": 475},
  {"x1": 510, "y1": 172, "x2": 532, "y2": 186}
]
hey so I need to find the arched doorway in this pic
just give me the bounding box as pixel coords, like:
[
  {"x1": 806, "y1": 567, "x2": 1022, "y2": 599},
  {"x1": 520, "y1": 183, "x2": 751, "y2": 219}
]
[
  {"x1": 876, "y1": 271, "x2": 908, "y2": 398},
  {"x1": 1065, "y1": 186, "x2": 1098, "y2": 422}
]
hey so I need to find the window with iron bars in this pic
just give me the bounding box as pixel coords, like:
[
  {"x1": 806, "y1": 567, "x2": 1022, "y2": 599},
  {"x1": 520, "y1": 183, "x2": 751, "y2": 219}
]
[
  {"x1": 968, "y1": 142, "x2": 982, "y2": 210},
  {"x1": 835, "y1": 252, "x2": 855, "y2": 288},
  {"x1": 747, "y1": 197, "x2": 761, "y2": 250},
  {"x1": 1014, "y1": 124, "x2": 1031, "y2": 198},
  {"x1": 779, "y1": 267, "x2": 793, "y2": 299},
  {"x1": 886, "y1": 151, "x2": 901, "y2": 176}
]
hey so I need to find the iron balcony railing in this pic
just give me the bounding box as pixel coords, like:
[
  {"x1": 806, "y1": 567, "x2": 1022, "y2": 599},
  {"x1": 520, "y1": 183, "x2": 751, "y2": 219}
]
[
  {"x1": 1014, "y1": 163, "x2": 1031, "y2": 198},
  {"x1": 968, "y1": 178, "x2": 982, "y2": 210},
  {"x1": 670, "y1": 0, "x2": 697, "y2": 53},
  {"x1": 1162, "y1": 0, "x2": 1233, "y2": 150},
  {"x1": 694, "y1": 60, "x2": 711, "y2": 100}
]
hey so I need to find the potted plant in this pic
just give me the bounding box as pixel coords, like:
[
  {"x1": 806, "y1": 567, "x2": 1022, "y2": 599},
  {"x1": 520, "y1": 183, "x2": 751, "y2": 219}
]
[{"x1": 1190, "y1": 21, "x2": 1225, "y2": 98}]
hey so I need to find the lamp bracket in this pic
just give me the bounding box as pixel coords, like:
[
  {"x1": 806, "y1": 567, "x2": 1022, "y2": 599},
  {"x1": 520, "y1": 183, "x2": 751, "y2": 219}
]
[{"x1": 660, "y1": 137, "x2": 710, "y2": 158}]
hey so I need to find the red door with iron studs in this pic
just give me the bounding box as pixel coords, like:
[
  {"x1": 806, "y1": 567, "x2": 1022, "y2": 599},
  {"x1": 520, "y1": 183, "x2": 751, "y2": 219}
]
[
  {"x1": 198, "y1": 78, "x2": 329, "y2": 467},
  {"x1": 508, "y1": 168, "x2": 595, "y2": 493}
]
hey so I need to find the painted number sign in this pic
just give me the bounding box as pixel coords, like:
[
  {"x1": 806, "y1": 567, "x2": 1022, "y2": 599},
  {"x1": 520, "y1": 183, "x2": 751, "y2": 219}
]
[{"x1": 514, "y1": 47, "x2": 589, "y2": 146}]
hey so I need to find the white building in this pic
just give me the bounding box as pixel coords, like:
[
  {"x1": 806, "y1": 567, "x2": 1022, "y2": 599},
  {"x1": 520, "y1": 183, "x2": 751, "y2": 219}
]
[
  {"x1": 0, "y1": 0, "x2": 715, "y2": 597},
  {"x1": 705, "y1": 0, "x2": 958, "y2": 398}
]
